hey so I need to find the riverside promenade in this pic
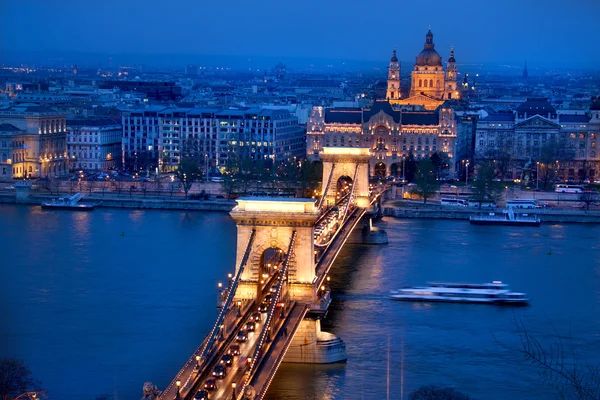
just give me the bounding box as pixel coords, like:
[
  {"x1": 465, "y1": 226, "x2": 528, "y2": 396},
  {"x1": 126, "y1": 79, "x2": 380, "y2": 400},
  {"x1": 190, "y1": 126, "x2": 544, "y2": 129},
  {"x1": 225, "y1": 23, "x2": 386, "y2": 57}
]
[
  {"x1": 0, "y1": 190, "x2": 236, "y2": 212},
  {"x1": 384, "y1": 200, "x2": 600, "y2": 224}
]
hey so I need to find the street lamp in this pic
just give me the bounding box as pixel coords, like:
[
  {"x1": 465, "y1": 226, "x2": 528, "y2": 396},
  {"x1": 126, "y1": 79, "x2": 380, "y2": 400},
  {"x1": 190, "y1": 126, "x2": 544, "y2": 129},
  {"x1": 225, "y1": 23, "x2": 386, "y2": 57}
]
[
  {"x1": 232, "y1": 382, "x2": 237, "y2": 400},
  {"x1": 536, "y1": 162, "x2": 540, "y2": 190},
  {"x1": 175, "y1": 379, "x2": 181, "y2": 399},
  {"x1": 237, "y1": 300, "x2": 242, "y2": 317},
  {"x1": 195, "y1": 355, "x2": 200, "y2": 370},
  {"x1": 465, "y1": 162, "x2": 470, "y2": 186}
]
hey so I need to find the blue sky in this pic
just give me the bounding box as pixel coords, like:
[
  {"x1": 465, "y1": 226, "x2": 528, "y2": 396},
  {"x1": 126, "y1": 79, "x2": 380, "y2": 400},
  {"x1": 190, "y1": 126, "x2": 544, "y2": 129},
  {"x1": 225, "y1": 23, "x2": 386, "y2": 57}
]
[{"x1": 1, "y1": 0, "x2": 599, "y2": 66}]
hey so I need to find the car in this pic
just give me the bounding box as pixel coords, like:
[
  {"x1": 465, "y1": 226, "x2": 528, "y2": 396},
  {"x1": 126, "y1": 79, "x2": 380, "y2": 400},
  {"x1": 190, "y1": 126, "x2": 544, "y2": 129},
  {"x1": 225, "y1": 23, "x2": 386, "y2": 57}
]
[
  {"x1": 258, "y1": 303, "x2": 268, "y2": 313},
  {"x1": 264, "y1": 294, "x2": 273, "y2": 303},
  {"x1": 212, "y1": 364, "x2": 226, "y2": 379},
  {"x1": 221, "y1": 354, "x2": 233, "y2": 366},
  {"x1": 236, "y1": 331, "x2": 248, "y2": 342},
  {"x1": 194, "y1": 389, "x2": 210, "y2": 400},
  {"x1": 251, "y1": 312, "x2": 262, "y2": 322},
  {"x1": 228, "y1": 344, "x2": 240, "y2": 356},
  {"x1": 204, "y1": 377, "x2": 216, "y2": 390},
  {"x1": 245, "y1": 321, "x2": 256, "y2": 332}
]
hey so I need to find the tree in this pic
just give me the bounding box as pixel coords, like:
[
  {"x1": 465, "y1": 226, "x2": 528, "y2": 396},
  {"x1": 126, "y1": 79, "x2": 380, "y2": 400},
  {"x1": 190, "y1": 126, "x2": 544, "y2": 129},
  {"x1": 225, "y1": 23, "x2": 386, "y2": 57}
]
[
  {"x1": 410, "y1": 158, "x2": 439, "y2": 204},
  {"x1": 498, "y1": 319, "x2": 600, "y2": 400},
  {"x1": 430, "y1": 152, "x2": 450, "y2": 179},
  {"x1": 0, "y1": 358, "x2": 41, "y2": 400},
  {"x1": 40, "y1": 177, "x2": 59, "y2": 196},
  {"x1": 175, "y1": 159, "x2": 202, "y2": 199},
  {"x1": 409, "y1": 385, "x2": 470, "y2": 400},
  {"x1": 471, "y1": 161, "x2": 502, "y2": 209},
  {"x1": 405, "y1": 151, "x2": 417, "y2": 183},
  {"x1": 580, "y1": 190, "x2": 599, "y2": 210},
  {"x1": 539, "y1": 137, "x2": 576, "y2": 190},
  {"x1": 478, "y1": 149, "x2": 512, "y2": 179}
]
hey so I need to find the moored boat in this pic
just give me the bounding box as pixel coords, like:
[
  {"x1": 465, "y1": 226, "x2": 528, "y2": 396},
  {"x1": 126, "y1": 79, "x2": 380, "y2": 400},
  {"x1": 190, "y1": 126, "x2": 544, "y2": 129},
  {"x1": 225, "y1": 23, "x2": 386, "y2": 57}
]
[
  {"x1": 390, "y1": 281, "x2": 529, "y2": 305},
  {"x1": 41, "y1": 193, "x2": 95, "y2": 211},
  {"x1": 470, "y1": 207, "x2": 540, "y2": 226}
]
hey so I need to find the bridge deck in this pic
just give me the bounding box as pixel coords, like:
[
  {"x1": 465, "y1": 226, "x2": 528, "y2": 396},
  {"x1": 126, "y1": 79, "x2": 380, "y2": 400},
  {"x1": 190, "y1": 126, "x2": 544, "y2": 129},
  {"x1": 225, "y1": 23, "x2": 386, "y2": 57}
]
[{"x1": 249, "y1": 303, "x2": 309, "y2": 399}]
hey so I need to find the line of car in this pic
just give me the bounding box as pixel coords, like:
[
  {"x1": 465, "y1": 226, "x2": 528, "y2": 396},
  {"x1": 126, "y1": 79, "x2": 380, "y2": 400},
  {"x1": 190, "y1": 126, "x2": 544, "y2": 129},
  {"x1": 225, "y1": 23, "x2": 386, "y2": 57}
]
[{"x1": 193, "y1": 311, "x2": 264, "y2": 400}]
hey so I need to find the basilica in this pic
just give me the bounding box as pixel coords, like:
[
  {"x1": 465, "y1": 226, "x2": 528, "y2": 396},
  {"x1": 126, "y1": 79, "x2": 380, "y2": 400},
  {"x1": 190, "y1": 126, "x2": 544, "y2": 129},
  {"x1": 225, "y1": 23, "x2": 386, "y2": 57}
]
[
  {"x1": 387, "y1": 29, "x2": 460, "y2": 110},
  {"x1": 306, "y1": 29, "x2": 459, "y2": 177}
]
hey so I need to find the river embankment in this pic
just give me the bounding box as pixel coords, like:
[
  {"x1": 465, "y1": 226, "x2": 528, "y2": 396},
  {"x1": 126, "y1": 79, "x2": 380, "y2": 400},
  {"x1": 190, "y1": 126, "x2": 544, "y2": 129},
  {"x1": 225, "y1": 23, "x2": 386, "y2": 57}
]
[{"x1": 383, "y1": 200, "x2": 600, "y2": 223}]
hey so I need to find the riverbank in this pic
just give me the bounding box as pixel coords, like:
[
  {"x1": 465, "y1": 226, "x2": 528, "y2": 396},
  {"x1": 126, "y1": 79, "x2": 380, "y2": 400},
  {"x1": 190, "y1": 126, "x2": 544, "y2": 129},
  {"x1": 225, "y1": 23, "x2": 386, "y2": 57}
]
[
  {"x1": 383, "y1": 200, "x2": 600, "y2": 223},
  {"x1": 0, "y1": 192, "x2": 236, "y2": 212}
]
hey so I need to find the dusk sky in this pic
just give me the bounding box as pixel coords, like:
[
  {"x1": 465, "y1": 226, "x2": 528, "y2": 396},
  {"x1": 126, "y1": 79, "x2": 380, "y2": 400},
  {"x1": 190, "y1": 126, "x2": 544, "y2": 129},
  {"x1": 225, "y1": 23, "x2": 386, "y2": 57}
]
[{"x1": 1, "y1": 0, "x2": 600, "y2": 66}]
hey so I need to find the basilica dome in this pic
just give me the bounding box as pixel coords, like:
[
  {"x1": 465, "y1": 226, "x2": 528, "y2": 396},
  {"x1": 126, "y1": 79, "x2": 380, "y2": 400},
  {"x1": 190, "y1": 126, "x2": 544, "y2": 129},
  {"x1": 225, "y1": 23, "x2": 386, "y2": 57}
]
[
  {"x1": 415, "y1": 29, "x2": 443, "y2": 67},
  {"x1": 416, "y1": 48, "x2": 442, "y2": 66}
]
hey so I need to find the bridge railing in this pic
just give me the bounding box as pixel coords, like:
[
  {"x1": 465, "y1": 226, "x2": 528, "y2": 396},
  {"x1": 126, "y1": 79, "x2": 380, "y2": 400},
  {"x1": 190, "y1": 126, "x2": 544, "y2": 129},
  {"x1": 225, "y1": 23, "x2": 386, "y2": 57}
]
[
  {"x1": 240, "y1": 231, "x2": 297, "y2": 398},
  {"x1": 314, "y1": 164, "x2": 359, "y2": 250},
  {"x1": 317, "y1": 163, "x2": 335, "y2": 210},
  {"x1": 159, "y1": 229, "x2": 256, "y2": 399}
]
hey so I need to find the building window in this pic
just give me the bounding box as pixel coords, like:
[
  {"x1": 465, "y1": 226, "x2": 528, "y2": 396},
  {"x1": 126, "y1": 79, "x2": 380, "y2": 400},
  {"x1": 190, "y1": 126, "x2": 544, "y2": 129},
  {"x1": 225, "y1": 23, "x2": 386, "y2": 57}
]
[
  {"x1": 429, "y1": 79, "x2": 433, "y2": 87},
  {"x1": 424, "y1": 80, "x2": 428, "y2": 88},
  {"x1": 419, "y1": 79, "x2": 422, "y2": 87}
]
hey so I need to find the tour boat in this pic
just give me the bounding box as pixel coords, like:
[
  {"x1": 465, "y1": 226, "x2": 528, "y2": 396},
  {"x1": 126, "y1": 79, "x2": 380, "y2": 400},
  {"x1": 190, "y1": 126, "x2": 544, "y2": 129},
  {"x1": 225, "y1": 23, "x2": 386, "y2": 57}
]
[
  {"x1": 41, "y1": 193, "x2": 95, "y2": 211},
  {"x1": 469, "y1": 207, "x2": 540, "y2": 226},
  {"x1": 390, "y1": 281, "x2": 529, "y2": 305}
]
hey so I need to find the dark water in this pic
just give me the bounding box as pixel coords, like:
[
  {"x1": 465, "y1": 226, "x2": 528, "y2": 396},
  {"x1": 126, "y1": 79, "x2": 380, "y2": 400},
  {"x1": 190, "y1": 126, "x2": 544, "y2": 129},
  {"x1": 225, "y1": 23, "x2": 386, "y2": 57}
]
[{"x1": 1, "y1": 205, "x2": 599, "y2": 400}]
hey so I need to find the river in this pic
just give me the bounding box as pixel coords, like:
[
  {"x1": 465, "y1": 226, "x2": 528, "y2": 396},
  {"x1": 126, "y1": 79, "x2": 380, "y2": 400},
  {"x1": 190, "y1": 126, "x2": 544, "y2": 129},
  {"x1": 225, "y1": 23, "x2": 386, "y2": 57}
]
[{"x1": 1, "y1": 204, "x2": 598, "y2": 400}]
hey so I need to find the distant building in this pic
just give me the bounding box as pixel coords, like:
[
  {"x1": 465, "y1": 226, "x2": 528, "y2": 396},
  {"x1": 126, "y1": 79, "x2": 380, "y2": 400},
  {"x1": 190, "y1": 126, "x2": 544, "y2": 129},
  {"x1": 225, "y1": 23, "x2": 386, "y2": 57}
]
[
  {"x1": 0, "y1": 105, "x2": 68, "y2": 178},
  {"x1": 475, "y1": 98, "x2": 600, "y2": 181},
  {"x1": 388, "y1": 29, "x2": 461, "y2": 110},
  {"x1": 306, "y1": 100, "x2": 457, "y2": 176},
  {"x1": 67, "y1": 117, "x2": 122, "y2": 171},
  {"x1": 122, "y1": 107, "x2": 305, "y2": 172},
  {"x1": 98, "y1": 80, "x2": 182, "y2": 101},
  {"x1": 0, "y1": 123, "x2": 23, "y2": 181}
]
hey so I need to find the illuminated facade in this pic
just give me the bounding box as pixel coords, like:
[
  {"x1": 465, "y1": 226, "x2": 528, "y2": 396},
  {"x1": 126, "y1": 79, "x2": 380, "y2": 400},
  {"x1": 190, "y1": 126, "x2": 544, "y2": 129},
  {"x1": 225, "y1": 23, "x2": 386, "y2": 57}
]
[
  {"x1": 307, "y1": 100, "x2": 457, "y2": 176},
  {"x1": 388, "y1": 29, "x2": 460, "y2": 110},
  {"x1": 475, "y1": 98, "x2": 600, "y2": 181},
  {"x1": 67, "y1": 118, "x2": 122, "y2": 171},
  {"x1": 122, "y1": 107, "x2": 304, "y2": 172},
  {"x1": 0, "y1": 105, "x2": 68, "y2": 178}
]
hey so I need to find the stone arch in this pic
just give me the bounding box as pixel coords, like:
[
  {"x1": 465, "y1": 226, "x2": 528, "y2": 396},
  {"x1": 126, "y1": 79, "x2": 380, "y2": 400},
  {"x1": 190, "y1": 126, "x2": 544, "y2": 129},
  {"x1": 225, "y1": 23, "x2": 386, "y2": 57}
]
[
  {"x1": 336, "y1": 175, "x2": 353, "y2": 199},
  {"x1": 429, "y1": 79, "x2": 434, "y2": 87},
  {"x1": 319, "y1": 147, "x2": 370, "y2": 208}
]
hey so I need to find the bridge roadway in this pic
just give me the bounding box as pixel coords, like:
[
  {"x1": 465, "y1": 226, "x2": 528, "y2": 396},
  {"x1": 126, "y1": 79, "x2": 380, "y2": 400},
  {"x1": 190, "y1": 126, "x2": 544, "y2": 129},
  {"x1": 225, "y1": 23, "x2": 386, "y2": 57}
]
[{"x1": 160, "y1": 191, "x2": 382, "y2": 400}]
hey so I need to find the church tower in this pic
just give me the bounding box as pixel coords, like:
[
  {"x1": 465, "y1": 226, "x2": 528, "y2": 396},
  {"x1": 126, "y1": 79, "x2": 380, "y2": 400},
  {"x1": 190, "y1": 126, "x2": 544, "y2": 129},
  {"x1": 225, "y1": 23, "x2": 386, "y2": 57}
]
[
  {"x1": 387, "y1": 48, "x2": 401, "y2": 100},
  {"x1": 444, "y1": 47, "x2": 459, "y2": 100},
  {"x1": 409, "y1": 29, "x2": 445, "y2": 100}
]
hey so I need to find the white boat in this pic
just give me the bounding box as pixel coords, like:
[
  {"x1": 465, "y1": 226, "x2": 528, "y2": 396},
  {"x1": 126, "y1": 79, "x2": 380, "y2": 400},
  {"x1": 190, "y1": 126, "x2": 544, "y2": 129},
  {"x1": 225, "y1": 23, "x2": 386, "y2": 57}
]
[
  {"x1": 390, "y1": 281, "x2": 529, "y2": 305},
  {"x1": 41, "y1": 193, "x2": 95, "y2": 211},
  {"x1": 470, "y1": 207, "x2": 540, "y2": 226}
]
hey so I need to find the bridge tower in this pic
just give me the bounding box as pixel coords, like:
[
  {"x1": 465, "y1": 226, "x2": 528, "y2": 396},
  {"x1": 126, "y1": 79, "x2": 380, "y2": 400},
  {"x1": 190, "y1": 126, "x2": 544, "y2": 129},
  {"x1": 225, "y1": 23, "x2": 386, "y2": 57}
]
[
  {"x1": 230, "y1": 197, "x2": 347, "y2": 364},
  {"x1": 319, "y1": 147, "x2": 371, "y2": 208}
]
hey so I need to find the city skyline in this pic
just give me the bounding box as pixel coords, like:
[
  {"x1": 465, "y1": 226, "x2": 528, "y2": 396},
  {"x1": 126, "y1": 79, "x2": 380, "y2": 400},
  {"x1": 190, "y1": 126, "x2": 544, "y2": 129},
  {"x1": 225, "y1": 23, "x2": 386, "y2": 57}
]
[{"x1": 1, "y1": 0, "x2": 600, "y2": 68}]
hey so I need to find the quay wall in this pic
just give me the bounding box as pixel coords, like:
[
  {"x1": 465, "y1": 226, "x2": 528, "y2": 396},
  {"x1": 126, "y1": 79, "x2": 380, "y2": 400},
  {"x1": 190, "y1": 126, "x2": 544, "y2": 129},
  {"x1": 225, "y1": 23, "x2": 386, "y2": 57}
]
[
  {"x1": 0, "y1": 193, "x2": 235, "y2": 212},
  {"x1": 384, "y1": 205, "x2": 600, "y2": 224}
]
